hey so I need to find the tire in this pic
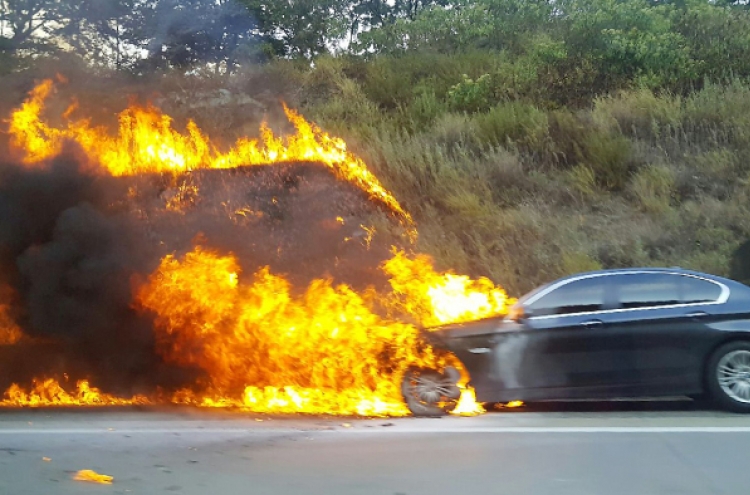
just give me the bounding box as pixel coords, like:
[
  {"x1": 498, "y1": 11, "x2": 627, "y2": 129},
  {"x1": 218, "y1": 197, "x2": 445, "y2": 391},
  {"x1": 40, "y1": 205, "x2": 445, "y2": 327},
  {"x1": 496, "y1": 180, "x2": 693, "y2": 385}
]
[
  {"x1": 706, "y1": 341, "x2": 750, "y2": 413},
  {"x1": 401, "y1": 367, "x2": 461, "y2": 417}
]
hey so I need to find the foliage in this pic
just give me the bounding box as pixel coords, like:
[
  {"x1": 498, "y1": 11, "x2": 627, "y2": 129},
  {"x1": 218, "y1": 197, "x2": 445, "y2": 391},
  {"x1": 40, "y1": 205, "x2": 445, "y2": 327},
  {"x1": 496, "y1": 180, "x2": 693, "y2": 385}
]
[
  {"x1": 447, "y1": 74, "x2": 492, "y2": 113},
  {"x1": 5, "y1": 0, "x2": 750, "y2": 294}
]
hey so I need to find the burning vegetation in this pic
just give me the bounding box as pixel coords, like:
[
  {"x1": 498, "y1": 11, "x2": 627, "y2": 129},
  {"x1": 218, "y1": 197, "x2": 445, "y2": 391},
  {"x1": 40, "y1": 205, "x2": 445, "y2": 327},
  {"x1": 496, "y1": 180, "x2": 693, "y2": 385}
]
[{"x1": 0, "y1": 79, "x2": 512, "y2": 415}]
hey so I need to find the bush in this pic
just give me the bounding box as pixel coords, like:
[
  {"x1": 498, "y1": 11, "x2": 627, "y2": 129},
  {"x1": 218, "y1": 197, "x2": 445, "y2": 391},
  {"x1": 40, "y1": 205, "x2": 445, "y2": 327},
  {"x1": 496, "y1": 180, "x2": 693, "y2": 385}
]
[
  {"x1": 429, "y1": 112, "x2": 480, "y2": 153},
  {"x1": 564, "y1": 164, "x2": 599, "y2": 200},
  {"x1": 592, "y1": 89, "x2": 681, "y2": 140},
  {"x1": 472, "y1": 101, "x2": 549, "y2": 152},
  {"x1": 546, "y1": 109, "x2": 589, "y2": 167},
  {"x1": 560, "y1": 251, "x2": 602, "y2": 275},
  {"x1": 399, "y1": 88, "x2": 448, "y2": 131},
  {"x1": 582, "y1": 132, "x2": 634, "y2": 190},
  {"x1": 682, "y1": 80, "x2": 750, "y2": 149},
  {"x1": 447, "y1": 74, "x2": 493, "y2": 113},
  {"x1": 628, "y1": 165, "x2": 675, "y2": 214}
]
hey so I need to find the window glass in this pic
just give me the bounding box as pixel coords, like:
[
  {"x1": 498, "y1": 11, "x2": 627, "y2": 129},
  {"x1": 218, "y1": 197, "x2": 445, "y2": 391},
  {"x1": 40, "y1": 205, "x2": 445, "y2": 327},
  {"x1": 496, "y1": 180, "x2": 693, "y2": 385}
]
[
  {"x1": 614, "y1": 273, "x2": 680, "y2": 309},
  {"x1": 681, "y1": 276, "x2": 721, "y2": 304},
  {"x1": 528, "y1": 277, "x2": 606, "y2": 316}
]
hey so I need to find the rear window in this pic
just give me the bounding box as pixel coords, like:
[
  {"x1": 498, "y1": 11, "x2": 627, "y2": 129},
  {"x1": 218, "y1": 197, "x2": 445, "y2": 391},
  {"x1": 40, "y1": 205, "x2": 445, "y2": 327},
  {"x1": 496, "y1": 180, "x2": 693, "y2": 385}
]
[
  {"x1": 615, "y1": 274, "x2": 680, "y2": 309},
  {"x1": 682, "y1": 276, "x2": 722, "y2": 303},
  {"x1": 613, "y1": 273, "x2": 723, "y2": 309}
]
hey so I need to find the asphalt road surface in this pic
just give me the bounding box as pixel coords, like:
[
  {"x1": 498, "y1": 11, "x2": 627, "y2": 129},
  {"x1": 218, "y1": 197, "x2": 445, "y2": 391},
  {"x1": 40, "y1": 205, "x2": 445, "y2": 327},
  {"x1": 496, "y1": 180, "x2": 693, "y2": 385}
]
[{"x1": 2, "y1": 401, "x2": 750, "y2": 495}]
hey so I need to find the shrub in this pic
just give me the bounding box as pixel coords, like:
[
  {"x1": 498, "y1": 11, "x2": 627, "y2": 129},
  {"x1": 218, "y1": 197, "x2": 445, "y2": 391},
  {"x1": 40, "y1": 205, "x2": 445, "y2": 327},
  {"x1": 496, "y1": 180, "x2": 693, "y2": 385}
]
[
  {"x1": 564, "y1": 164, "x2": 599, "y2": 200},
  {"x1": 546, "y1": 109, "x2": 589, "y2": 167},
  {"x1": 560, "y1": 251, "x2": 603, "y2": 275},
  {"x1": 682, "y1": 80, "x2": 750, "y2": 149},
  {"x1": 628, "y1": 165, "x2": 675, "y2": 214},
  {"x1": 582, "y1": 132, "x2": 633, "y2": 191},
  {"x1": 429, "y1": 112, "x2": 480, "y2": 153},
  {"x1": 447, "y1": 74, "x2": 493, "y2": 113},
  {"x1": 399, "y1": 88, "x2": 448, "y2": 132},
  {"x1": 472, "y1": 101, "x2": 549, "y2": 152},
  {"x1": 680, "y1": 150, "x2": 740, "y2": 201},
  {"x1": 592, "y1": 89, "x2": 681, "y2": 140}
]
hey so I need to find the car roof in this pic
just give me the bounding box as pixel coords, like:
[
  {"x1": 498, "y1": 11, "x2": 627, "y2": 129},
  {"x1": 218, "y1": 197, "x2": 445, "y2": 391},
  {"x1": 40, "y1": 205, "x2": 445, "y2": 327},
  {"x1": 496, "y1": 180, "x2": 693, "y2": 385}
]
[{"x1": 551, "y1": 267, "x2": 742, "y2": 287}]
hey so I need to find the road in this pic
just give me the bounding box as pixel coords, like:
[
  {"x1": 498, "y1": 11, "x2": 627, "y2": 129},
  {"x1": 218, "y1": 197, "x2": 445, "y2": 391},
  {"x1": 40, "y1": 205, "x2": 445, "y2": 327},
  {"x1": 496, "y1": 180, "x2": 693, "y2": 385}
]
[{"x1": 1, "y1": 401, "x2": 750, "y2": 495}]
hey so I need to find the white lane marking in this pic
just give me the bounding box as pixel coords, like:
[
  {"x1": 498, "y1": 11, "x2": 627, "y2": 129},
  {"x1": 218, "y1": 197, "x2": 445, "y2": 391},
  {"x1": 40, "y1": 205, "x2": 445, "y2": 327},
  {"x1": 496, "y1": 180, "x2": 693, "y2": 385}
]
[
  {"x1": 345, "y1": 426, "x2": 750, "y2": 433},
  {"x1": 0, "y1": 429, "x2": 306, "y2": 435},
  {"x1": 2, "y1": 426, "x2": 750, "y2": 434}
]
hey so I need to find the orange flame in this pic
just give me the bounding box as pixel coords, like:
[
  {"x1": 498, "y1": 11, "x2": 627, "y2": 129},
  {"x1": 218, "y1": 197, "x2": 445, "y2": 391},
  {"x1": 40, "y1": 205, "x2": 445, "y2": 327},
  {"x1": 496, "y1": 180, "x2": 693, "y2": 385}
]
[
  {"x1": 74, "y1": 470, "x2": 114, "y2": 484},
  {"x1": 384, "y1": 250, "x2": 513, "y2": 327},
  {"x1": 451, "y1": 386, "x2": 486, "y2": 416},
  {"x1": 0, "y1": 378, "x2": 150, "y2": 407},
  {"x1": 136, "y1": 246, "x2": 446, "y2": 416}
]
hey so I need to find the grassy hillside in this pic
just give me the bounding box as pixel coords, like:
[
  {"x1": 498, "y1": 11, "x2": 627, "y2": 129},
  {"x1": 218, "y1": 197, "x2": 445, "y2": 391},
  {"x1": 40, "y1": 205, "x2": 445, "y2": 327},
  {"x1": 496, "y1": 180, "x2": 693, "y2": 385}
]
[{"x1": 262, "y1": 57, "x2": 750, "y2": 295}]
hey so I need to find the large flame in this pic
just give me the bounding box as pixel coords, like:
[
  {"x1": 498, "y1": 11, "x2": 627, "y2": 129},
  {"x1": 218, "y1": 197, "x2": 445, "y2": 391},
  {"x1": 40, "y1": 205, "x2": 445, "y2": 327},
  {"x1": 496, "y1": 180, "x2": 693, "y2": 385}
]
[
  {"x1": 0, "y1": 80, "x2": 514, "y2": 415},
  {"x1": 136, "y1": 247, "x2": 453, "y2": 416}
]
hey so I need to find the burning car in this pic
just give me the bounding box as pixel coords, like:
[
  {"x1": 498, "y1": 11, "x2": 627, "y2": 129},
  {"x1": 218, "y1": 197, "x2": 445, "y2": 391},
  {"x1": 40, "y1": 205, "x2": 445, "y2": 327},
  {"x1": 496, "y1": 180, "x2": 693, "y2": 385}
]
[{"x1": 402, "y1": 268, "x2": 750, "y2": 415}]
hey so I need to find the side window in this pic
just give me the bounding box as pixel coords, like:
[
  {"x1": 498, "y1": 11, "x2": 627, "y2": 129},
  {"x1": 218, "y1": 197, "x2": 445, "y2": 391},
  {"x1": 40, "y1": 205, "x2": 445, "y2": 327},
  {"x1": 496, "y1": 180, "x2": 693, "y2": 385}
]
[
  {"x1": 614, "y1": 273, "x2": 680, "y2": 309},
  {"x1": 528, "y1": 277, "x2": 607, "y2": 317},
  {"x1": 681, "y1": 276, "x2": 722, "y2": 304}
]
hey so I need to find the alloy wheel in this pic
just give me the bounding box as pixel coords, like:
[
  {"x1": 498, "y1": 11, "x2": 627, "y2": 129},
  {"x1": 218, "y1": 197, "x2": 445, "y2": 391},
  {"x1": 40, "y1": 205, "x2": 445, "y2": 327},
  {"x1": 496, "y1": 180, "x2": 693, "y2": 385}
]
[{"x1": 716, "y1": 349, "x2": 750, "y2": 404}]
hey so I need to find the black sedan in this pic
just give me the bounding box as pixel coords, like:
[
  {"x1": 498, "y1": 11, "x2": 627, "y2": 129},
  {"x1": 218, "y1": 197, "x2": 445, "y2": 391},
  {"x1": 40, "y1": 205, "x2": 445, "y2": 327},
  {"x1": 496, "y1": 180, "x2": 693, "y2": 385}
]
[{"x1": 401, "y1": 268, "x2": 750, "y2": 415}]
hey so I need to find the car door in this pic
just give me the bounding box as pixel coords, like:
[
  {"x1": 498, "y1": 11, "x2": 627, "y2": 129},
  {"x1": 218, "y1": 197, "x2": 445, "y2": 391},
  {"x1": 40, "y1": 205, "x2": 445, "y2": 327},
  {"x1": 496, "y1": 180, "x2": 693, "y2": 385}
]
[
  {"x1": 488, "y1": 274, "x2": 640, "y2": 399},
  {"x1": 603, "y1": 272, "x2": 726, "y2": 394}
]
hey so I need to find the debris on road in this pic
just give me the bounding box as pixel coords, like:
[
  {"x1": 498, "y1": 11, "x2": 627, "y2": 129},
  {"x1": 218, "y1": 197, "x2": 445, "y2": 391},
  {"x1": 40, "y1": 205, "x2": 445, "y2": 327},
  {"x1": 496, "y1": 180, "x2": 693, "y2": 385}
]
[
  {"x1": 42, "y1": 457, "x2": 51, "y2": 462},
  {"x1": 74, "y1": 469, "x2": 113, "y2": 484}
]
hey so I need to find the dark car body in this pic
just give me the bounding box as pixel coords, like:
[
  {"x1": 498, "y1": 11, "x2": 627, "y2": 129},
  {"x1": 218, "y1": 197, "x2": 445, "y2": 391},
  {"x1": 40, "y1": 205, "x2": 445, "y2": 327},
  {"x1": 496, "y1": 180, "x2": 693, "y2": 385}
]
[{"x1": 425, "y1": 268, "x2": 750, "y2": 403}]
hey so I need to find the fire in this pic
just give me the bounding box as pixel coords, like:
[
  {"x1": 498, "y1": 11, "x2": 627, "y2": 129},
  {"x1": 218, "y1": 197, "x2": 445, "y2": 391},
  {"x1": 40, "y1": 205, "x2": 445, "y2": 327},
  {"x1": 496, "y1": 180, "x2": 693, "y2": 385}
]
[
  {"x1": 0, "y1": 285, "x2": 23, "y2": 345},
  {"x1": 74, "y1": 470, "x2": 114, "y2": 484},
  {"x1": 8, "y1": 79, "x2": 412, "y2": 227},
  {"x1": 0, "y1": 305, "x2": 23, "y2": 345},
  {"x1": 0, "y1": 80, "x2": 515, "y2": 416},
  {"x1": 0, "y1": 378, "x2": 150, "y2": 407},
  {"x1": 451, "y1": 386, "x2": 486, "y2": 416},
  {"x1": 136, "y1": 246, "x2": 446, "y2": 416},
  {"x1": 384, "y1": 250, "x2": 513, "y2": 327}
]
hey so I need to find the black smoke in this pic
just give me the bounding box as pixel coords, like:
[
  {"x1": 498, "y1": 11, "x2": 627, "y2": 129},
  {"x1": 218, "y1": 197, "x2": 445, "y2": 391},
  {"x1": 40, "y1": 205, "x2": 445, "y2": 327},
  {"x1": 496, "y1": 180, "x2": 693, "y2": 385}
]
[{"x1": 0, "y1": 153, "x2": 194, "y2": 394}]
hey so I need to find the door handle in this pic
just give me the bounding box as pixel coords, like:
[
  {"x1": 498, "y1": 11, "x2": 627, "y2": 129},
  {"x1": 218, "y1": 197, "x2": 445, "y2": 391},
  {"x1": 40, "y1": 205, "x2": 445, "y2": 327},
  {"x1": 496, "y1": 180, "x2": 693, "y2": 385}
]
[
  {"x1": 468, "y1": 347, "x2": 492, "y2": 354},
  {"x1": 581, "y1": 319, "x2": 603, "y2": 328},
  {"x1": 685, "y1": 311, "x2": 708, "y2": 320}
]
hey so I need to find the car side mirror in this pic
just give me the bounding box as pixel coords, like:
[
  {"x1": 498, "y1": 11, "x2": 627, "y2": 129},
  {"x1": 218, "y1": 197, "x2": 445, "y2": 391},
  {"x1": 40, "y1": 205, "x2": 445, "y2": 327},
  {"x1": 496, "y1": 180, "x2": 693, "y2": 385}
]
[{"x1": 508, "y1": 305, "x2": 531, "y2": 323}]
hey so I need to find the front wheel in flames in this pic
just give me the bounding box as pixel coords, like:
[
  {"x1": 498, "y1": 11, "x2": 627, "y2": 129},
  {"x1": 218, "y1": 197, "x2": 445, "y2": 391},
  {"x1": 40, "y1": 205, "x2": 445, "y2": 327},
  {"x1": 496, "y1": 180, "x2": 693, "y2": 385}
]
[{"x1": 401, "y1": 366, "x2": 462, "y2": 416}]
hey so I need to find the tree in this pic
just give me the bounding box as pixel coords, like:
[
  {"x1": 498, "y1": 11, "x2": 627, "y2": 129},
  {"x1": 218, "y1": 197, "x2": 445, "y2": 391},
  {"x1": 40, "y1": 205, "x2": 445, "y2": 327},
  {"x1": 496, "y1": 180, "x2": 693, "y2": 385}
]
[
  {"x1": 558, "y1": 0, "x2": 692, "y2": 91},
  {"x1": 144, "y1": 0, "x2": 259, "y2": 71},
  {"x1": 355, "y1": 0, "x2": 554, "y2": 55},
  {"x1": 239, "y1": 0, "x2": 349, "y2": 58},
  {"x1": 55, "y1": 0, "x2": 146, "y2": 68},
  {"x1": 672, "y1": 0, "x2": 750, "y2": 86},
  {"x1": 0, "y1": 0, "x2": 62, "y2": 52}
]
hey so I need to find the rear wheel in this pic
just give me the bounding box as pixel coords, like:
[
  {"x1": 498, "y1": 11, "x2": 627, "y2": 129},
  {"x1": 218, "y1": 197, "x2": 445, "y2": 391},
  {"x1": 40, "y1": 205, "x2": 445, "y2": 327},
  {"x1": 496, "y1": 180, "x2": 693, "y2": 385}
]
[
  {"x1": 706, "y1": 341, "x2": 750, "y2": 413},
  {"x1": 401, "y1": 367, "x2": 462, "y2": 417}
]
